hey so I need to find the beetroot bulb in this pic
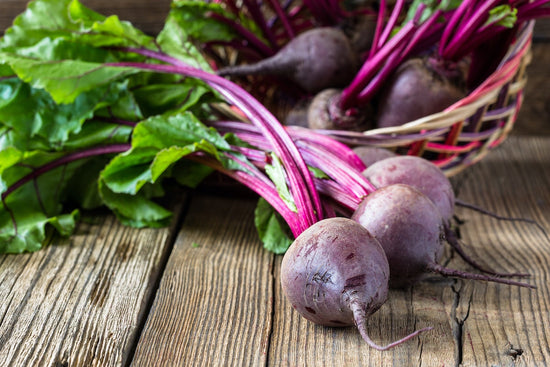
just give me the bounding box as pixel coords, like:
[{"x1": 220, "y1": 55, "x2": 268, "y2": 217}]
[
  {"x1": 352, "y1": 146, "x2": 397, "y2": 168},
  {"x1": 362, "y1": 155, "x2": 531, "y2": 278},
  {"x1": 375, "y1": 57, "x2": 467, "y2": 128},
  {"x1": 351, "y1": 184, "x2": 535, "y2": 289},
  {"x1": 307, "y1": 88, "x2": 372, "y2": 131},
  {"x1": 280, "y1": 217, "x2": 432, "y2": 350},
  {"x1": 362, "y1": 155, "x2": 455, "y2": 224},
  {"x1": 218, "y1": 27, "x2": 359, "y2": 94}
]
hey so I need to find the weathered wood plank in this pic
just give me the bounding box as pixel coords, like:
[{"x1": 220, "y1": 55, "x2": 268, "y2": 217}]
[
  {"x1": 0, "y1": 203, "x2": 183, "y2": 367},
  {"x1": 515, "y1": 42, "x2": 550, "y2": 135},
  {"x1": 130, "y1": 193, "x2": 274, "y2": 367},
  {"x1": 447, "y1": 136, "x2": 550, "y2": 366}
]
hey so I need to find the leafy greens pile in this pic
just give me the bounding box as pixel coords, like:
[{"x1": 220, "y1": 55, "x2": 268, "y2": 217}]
[
  {"x1": 0, "y1": 0, "x2": 260, "y2": 252},
  {"x1": 0, "y1": 0, "x2": 375, "y2": 254}
]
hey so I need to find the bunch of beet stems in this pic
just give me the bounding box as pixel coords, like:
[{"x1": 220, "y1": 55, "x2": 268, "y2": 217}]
[
  {"x1": 206, "y1": 0, "x2": 307, "y2": 59},
  {"x1": 2, "y1": 47, "x2": 378, "y2": 239},
  {"x1": 339, "y1": 1, "x2": 450, "y2": 110},
  {"x1": 338, "y1": 0, "x2": 550, "y2": 112},
  {"x1": 205, "y1": 0, "x2": 364, "y2": 61}
]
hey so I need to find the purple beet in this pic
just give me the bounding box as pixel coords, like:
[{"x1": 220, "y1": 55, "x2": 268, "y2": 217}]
[
  {"x1": 352, "y1": 184, "x2": 535, "y2": 289},
  {"x1": 362, "y1": 155, "x2": 455, "y2": 224},
  {"x1": 352, "y1": 146, "x2": 397, "y2": 167},
  {"x1": 218, "y1": 27, "x2": 358, "y2": 93},
  {"x1": 375, "y1": 57, "x2": 467, "y2": 128},
  {"x1": 307, "y1": 88, "x2": 372, "y2": 131},
  {"x1": 280, "y1": 217, "x2": 432, "y2": 350},
  {"x1": 361, "y1": 156, "x2": 531, "y2": 279}
]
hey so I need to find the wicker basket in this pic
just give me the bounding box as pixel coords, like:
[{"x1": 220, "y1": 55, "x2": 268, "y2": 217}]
[{"x1": 311, "y1": 21, "x2": 534, "y2": 177}]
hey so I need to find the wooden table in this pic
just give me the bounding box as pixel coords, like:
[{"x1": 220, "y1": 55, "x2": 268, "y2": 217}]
[{"x1": 1, "y1": 2, "x2": 549, "y2": 366}]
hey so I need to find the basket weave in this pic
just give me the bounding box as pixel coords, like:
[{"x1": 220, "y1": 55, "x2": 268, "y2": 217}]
[{"x1": 312, "y1": 21, "x2": 534, "y2": 177}]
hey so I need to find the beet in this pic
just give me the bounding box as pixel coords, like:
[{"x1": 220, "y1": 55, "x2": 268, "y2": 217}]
[
  {"x1": 352, "y1": 184, "x2": 536, "y2": 289},
  {"x1": 218, "y1": 27, "x2": 358, "y2": 93},
  {"x1": 375, "y1": 57, "x2": 467, "y2": 128},
  {"x1": 352, "y1": 146, "x2": 397, "y2": 167},
  {"x1": 307, "y1": 88, "x2": 372, "y2": 131},
  {"x1": 362, "y1": 155, "x2": 455, "y2": 224},
  {"x1": 280, "y1": 217, "x2": 431, "y2": 349},
  {"x1": 361, "y1": 156, "x2": 531, "y2": 278}
]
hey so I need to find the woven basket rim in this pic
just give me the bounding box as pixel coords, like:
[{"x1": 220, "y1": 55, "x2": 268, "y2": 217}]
[{"x1": 332, "y1": 20, "x2": 535, "y2": 138}]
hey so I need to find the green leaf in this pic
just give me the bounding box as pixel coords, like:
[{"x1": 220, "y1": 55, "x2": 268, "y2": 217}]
[
  {"x1": 405, "y1": 0, "x2": 461, "y2": 23},
  {"x1": 132, "y1": 111, "x2": 231, "y2": 152},
  {"x1": 62, "y1": 121, "x2": 133, "y2": 151},
  {"x1": 100, "y1": 147, "x2": 158, "y2": 195},
  {"x1": 172, "y1": 160, "x2": 213, "y2": 188},
  {"x1": 0, "y1": 149, "x2": 91, "y2": 253},
  {"x1": 169, "y1": 1, "x2": 238, "y2": 44},
  {"x1": 264, "y1": 153, "x2": 297, "y2": 213},
  {"x1": 98, "y1": 178, "x2": 172, "y2": 228},
  {"x1": 254, "y1": 198, "x2": 293, "y2": 254},
  {"x1": 0, "y1": 210, "x2": 79, "y2": 253},
  {"x1": 132, "y1": 80, "x2": 212, "y2": 117},
  {"x1": 309, "y1": 166, "x2": 329, "y2": 179},
  {"x1": 0, "y1": 77, "x2": 133, "y2": 149},
  {"x1": 0, "y1": 146, "x2": 23, "y2": 173},
  {"x1": 485, "y1": 5, "x2": 518, "y2": 29},
  {"x1": 0, "y1": 54, "x2": 138, "y2": 104},
  {"x1": 65, "y1": 156, "x2": 111, "y2": 209},
  {"x1": 100, "y1": 111, "x2": 232, "y2": 195},
  {"x1": 1, "y1": 0, "x2": 155, "y2": 52},
  {"x1": 156, "y1": 10, "x2": 212, "y2": 70}
]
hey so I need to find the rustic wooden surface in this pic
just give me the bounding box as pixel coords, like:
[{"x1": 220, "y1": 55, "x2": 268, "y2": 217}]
[{"x1": 1, "y1": 2, "x2": 550, "y2": 367}]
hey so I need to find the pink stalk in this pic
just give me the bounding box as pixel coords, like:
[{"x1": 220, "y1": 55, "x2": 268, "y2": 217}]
[
  {"x1": 376, "y1": 0, "x2": 405, "y2": 50},
  {"x1": 266, "y1": 0, "x2": 295, "y2": 39},
  {"x1": 295, "y1": 141, "x2": 373, "y2": 197},
  {"x1": 438, "y1": 0, "x2": 475, "y2": 55},
  {"x1": 339, "y1": 21, "x2": 416, "y2": 109},
  {"x1": 108, "y1": 50, "x2": 323, "y2": 232},
  {"x1": 190, "y1": 153, "x2": 303, "y2": 236},
  {"x1": 2, "y1": 144, "x2": 131, "y2": 201},
  {"x1": 242, "y1": 0, "x2": 279, "y2": 50},
  {"x1": 207, "y1": 12, "x2": 275, "y2": 57},
  {"x1": 286, "y1": 126, "x2": 366, "y2": 172},
  {"x1": 441, "y1": 0, "x2": 501, "y2": 60},
  {"x1": 369, "y1": 0, "x2": 387, "y2": 58}
]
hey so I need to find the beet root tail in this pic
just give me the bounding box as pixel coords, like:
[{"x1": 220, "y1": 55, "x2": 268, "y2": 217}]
[
  {"x1": 455, "y1": 198, "x2": 550, "y2": 242},
  {"x1": 444, "y1": 226, "x2": 531, "y2": 278},
  {"x1": 217, "y1": 56, "x2": 282, "y2": 78},
  {"x1": 350, "y1": 301, "x2": 433, "y2": 351},
  {"x1": 426, "y1": 263, "x2": 536, "y2": 289}
]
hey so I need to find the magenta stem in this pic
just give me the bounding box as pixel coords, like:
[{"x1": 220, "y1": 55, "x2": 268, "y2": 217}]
[
  {"x1": 108, "y1": 50, "x2": 323, "y2": 232},
  {"x1": 442, "y1": 0, "x2": 501, "y2": 60},
  {"x1": 242, "y1": 0, "x2": 279, "y2": 50},
  {"x1": 2, "y1": 144, "x2": 131, "y2": 201},
  {"x1": 377, "y1": 0, "x2": 405, "y2": 50},
  {"x1": 207, "y1": 12, "x2": 275, "y2": 57},
  {"x1": 438, "y1": 0, "x2": 474, "y2": 55},
  {"x1": 340, "y1": 21, "x2": 416, "y2": 109},
  {"x1": 369, "y1": 0, "x2": 387, "y2": 58},
  {"x1": 190, "y1": 153, "x2": 302, "y2": 236},
  {"x1": 266, "y1": 0, "x2": 295, "y2": 39}
]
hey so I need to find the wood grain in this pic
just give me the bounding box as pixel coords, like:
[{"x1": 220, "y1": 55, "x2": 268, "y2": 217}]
[
  {"x1": 449, "y1": 136, "x2": 550, "y2": 366},
  {"x1": 0, "y1": 205, "x2": 183, "y2": 367},
  {"x1": 130, "y1": 193, "x2": 274, "y2": 367}
]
